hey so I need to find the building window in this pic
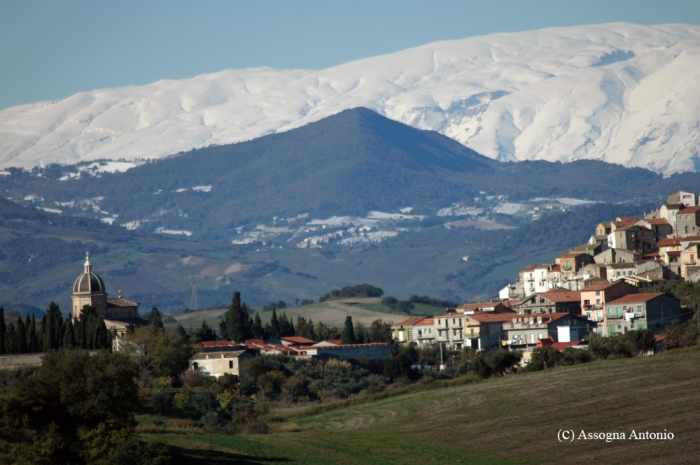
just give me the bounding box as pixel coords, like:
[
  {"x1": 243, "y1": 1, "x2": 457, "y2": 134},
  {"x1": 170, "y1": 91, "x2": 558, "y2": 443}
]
[
  {"x1": 193, "y1": 362, "x2": 198, "y2": 370},
  {"x1": 229, "y1": 360, "x2": 233, "y2": 369}
]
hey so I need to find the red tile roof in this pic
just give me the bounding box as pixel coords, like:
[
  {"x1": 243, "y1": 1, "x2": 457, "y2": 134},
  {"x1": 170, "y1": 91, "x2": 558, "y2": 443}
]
[
  {"x1": 281, "y1": 336, "x2": 316, "y2": 345},
  {"x1": 558, "y1": 252, "x2": 586, "y2": 259},
  {"x1": 581, "y1": 280, "x2": 619, "y2": 291},
  {"x1": 201, "y1": 341, "x2": 243, "y2": 348},
  {"x1": 414, "y1": 318, "x2": 435, "y2": 327},
  {"x1": 658, "y1": 238, "x2": 681, "y2": 247},
  {"x1": 467, "y1": 313, "x2": 520, "y2": 323},
  {"x1": 613, "y1": 219, "x2": 638, "y2": 228},
  {"x1": 394, "y1": 316, "x2": 430, "y2": 327},
  {"x1": 536, "y1": 291, "x2": 581, "y2": 303},
  {"x1": 646, "y1": 218, "x2": 670, "y2": 225},
  {"x1": 679, "y1": 206, "x2": 700, "y2": 214},
  {"x1": 606, "y1": 293, "x2": 666, "y2": 305},
  {"x1": 551, "y1": 341, "x2": 581, "y2": 350}
]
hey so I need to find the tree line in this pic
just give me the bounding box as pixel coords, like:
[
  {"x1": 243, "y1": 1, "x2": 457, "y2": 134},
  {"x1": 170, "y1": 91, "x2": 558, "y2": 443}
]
[
  {"x1": 211, "y1": 291, "x2": 393, "y2": 344},
  {"x1": 0, "y1": 303, "x2": 111, "y2": 355}
]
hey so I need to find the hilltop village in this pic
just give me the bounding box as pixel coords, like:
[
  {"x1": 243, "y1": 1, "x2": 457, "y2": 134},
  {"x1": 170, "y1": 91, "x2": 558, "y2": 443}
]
[{"x1": 391, "y1": 190, "x2": 696, "y2": 362}]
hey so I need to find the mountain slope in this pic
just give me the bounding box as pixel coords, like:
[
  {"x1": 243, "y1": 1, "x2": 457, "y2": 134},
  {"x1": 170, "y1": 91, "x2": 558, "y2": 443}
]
[
  {"x1": 1, "y1": 23, "x2": 699, "y2": 174},
  {"x1": 5, "y1": 108, "x2": 700, "y2": 240}
]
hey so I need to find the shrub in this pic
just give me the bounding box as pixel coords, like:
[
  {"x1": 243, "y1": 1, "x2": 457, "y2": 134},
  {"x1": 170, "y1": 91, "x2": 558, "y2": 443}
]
[
  {"x1": 151, "y1": 376, "x2": 173, "y2": 392},
  {"x1": 248, "y1": 420, "x2": 268, "y2": 435},
  {"x1": 665, "y1": 320, "x2": 699, "y2": 349},
  {"x1": 180, "y1": 369, "x2": 207, "y2": 388},
  {"x1": 192, "y1": 389, "x2": 218, "y2": 414},
  {"x1": 174, "y1": 387, "x2": 193, "y2": 410},
  {"x1": 151, "y1": 392, "x2": 173, "y2": 415}
]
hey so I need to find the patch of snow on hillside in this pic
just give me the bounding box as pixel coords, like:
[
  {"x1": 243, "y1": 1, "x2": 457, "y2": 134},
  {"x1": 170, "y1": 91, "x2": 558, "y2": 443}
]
[
  {"x1": 37, "y1": 207, "x2": 62, "y2": 214},
  {"x1": 366, "y1": 211, "x2": 426, "y2": 220},
  {"x1": 100, "y1": 218, "x2": 116, "y2": 225},
  {"x1": 192, "y1": 185, "x2": 212, "y2": 192},
  {"x1": 340, "y1": 231, "x2": 398, "y2": 245},
  {"x1": 155, "y1": 227, "x2": 192, "y2": 236},
  {"x1": 492, "y1": 203, "x2": 524, "y2": 214}
]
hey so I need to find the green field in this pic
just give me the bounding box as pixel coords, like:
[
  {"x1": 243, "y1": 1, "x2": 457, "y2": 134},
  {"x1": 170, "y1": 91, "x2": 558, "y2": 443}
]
[{"x1": 144, "y1": 347, "x2": 700, "y2": 464}]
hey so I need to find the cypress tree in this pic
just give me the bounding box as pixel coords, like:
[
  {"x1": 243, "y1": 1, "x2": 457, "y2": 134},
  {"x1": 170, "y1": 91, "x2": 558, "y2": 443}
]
[
  {"x1": 147, "y1": 307, "x2": 164, "y2": 329},
  {"x1": 224, "y1": 291, "x2": 252, "y2": 342},
  {"x1": 270, "y1": 306, "x2": 280, "y2": 339},
  {"x1": 16, "y1": 317, "x2": 27, "y2": 354},
  {"x1": 62, "y1": 319, "x2": 75, "y2": 349},
  {"x1": 6, "y1": 324, "x2": 17, "y2": 354},
  {"x1": 342, "y1": 316, "x2": 356, "y2": 344},
  {"x1": 28, "y1": 314, "x2": 38, "y2": 353},
  {"x1": 252, "y1": 312, "x2": 265, "y2": 340},
  {"x1": 0, "y1": 307, "x2": 6, "y2": 355},
  {"x1": 175, "y1": 323, "x2": 188, "y2": 339},
  {"x1": 43, "y1": 302, "x2": 63, "y2": 351}
]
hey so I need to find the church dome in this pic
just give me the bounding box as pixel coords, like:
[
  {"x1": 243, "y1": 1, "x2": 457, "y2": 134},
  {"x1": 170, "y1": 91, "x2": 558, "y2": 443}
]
[{"x1": 73, "y1": 253, "x2": 106, "y2": 295}]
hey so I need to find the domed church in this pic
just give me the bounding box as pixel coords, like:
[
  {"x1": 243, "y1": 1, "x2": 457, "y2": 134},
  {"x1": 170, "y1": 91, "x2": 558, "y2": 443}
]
[{"x1": 72, "y1": 253, "x2": 141, "y2": 327}]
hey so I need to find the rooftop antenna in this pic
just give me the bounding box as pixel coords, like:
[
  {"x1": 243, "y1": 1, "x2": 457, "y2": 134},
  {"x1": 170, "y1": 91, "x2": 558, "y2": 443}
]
[{"x1": 189, "y1": 275, "x2": 201, "y2": 311}]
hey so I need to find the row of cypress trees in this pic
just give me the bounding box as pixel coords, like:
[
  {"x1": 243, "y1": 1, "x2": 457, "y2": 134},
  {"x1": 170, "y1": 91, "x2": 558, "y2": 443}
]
[
  {"x1": 0, "y1": 302, "x2": 111, "y2": 355},
  {"x1": 218, "y1": 292, "x2": 296, "y2": 342}
]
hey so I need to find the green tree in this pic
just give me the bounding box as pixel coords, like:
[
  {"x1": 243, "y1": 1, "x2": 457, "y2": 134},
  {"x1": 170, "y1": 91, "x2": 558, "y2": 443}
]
[
  {"x1": 175, "y1": 322, "x2": 188, "y2": 339},
  {"x1": 384, "y1": 342, "x2": 419, "y2": 381},
  {"x1": 0, "y1": 307, "x2": 5, "y2": 355},
  {"x1": 42, "y1": 302, "x2": 64, "y2": 351},
  {"x1": 269, "y1": 306, "x2": 280, "y2": 339},
  {"x1": 368, "y1": 318, "x2": 393, "y2": 343},
  {"x1": 624, "y1": 329, "x2": 656, "y2": 356},
  {"x1": 220, "y1": 291, "x2": 252, "y2": 342},
  {"x1": 483, "y1": 349, "x2": 522, "y2": 376},
  {"x1": 252, "y1": 312, "x2": 266, "y2": 340},
  {"x1": 76, "y1": 305, "x2": 111, "y2": 350},
  {"x1": 195, "y1": 320, "x2": 217, "y2": 341},
  {"x1": 664, "y1": 320, "x2": 699, "y2": 349},
  {"x1": 130, "y1": 326, "x2": 194, "y2": 378},
  {"x1": 16, "y1": 317, "x2": 27, "y2": 354},
  {"x1": 341, "y1": 316, "x2": 356, "y2": 344},
  {"x1": 5, "y1": 323, "x2": 17, "y2": 354},
  {"x1": 0, "y1": 350, "x2": 163, "y2": 464},
  {"x1": 62, "y1": 318, "x2": 76, "y2": 349},
  {"x1": 147, "y1": 307, "x2": 164, "y2": 329}
]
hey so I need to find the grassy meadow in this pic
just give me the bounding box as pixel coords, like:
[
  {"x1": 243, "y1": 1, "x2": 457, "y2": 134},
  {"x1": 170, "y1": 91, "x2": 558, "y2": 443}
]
[{"x1": 143, "y1": 347, "x2": 700, "y2": 464}]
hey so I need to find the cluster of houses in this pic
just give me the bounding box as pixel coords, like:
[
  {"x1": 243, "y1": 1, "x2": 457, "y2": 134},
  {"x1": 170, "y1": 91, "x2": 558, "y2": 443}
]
[
  {"x1": 189, "y1": 336, "x2": 392, "y2": 378},
  {"x1": 391, "y1": 191, "x2": 699, "y2": 363}
]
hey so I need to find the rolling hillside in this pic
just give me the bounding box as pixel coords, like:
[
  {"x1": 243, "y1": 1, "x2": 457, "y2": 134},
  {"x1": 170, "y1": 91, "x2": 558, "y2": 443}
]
[{"x1": 148, "y1": 347, "x2": 700, "y2": 464}]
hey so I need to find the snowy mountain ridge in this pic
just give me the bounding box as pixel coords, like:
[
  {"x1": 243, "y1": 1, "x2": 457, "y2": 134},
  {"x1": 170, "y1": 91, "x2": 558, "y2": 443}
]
[{"x1": 1, "y1": 22, "x2": 699, "y2": 174}]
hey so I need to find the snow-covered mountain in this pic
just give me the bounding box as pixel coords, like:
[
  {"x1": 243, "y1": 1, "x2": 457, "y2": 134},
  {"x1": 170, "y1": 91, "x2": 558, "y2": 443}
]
[{"x1": 1, "y1": 23, "x2": 699, "y2": 174}]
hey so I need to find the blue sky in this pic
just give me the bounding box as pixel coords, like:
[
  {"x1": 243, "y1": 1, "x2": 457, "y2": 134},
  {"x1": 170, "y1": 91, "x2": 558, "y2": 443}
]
[{"x1": 1, "y1": 0, "x2": 698, "y2": 110}]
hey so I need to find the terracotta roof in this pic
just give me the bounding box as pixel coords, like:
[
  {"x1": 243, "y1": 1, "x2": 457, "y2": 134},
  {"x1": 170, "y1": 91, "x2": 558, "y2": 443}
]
[
  {"x1": 327, "y1": 339, "x2": 342, "y2": 346},
  {"x1": 281, "y1": 336, "x2": 315, "y2": 345},
  {"x1": 646, "y1": 218, "x2": 670, "y2": 226},
  {"x1": 201, "y1": 341, "x2": 243, "y2": 348},
  {"x1": 581, "y1": 280, "x2": 611, "y2": 290},
  {"x1": 658, "y1": 238, "x2": 682, "y2": 247},
  {"x1": 468, "y1": 313, "x2": 521, "y2": 323},
  {"x1": 606, "y1": 293, "x2": 667, "y2": 305},
  {"x1": 558, "y1": 252, "x2": 586, "y2": 258},
  {"x1": 613, "y1": 219, "x2": 638, "y2": 228},
  {"x1": 636, "y1": 273, "x2": 665, "y2": 281},
  {"x1": 551, "y1": 341, "x2": 581, "y2": 350},
  {"x1": 414, "y1": 318, "x2": 435, "y2": 327},
  {"x1": 679, "y1": 206, "x2": 700, "y2": 214},
  {"x1": 534, "y1": 291, "x2": 581, "y2": 303},
  {"x1": 667, "y1": 251, "x2": 681, "y2": 256},
  {"x1": 394, "y1": 316, "x2": 429, "y2": 327}
]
